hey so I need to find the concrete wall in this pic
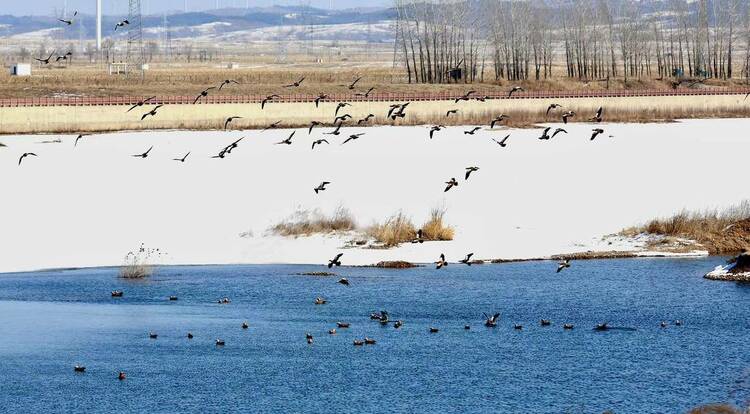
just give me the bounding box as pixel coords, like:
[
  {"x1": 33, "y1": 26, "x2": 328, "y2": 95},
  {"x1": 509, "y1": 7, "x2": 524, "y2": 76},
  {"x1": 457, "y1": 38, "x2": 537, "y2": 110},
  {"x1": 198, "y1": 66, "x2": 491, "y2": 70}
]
[{"x1": 1, "y1": 94, "x2": 747, "y2": 135}]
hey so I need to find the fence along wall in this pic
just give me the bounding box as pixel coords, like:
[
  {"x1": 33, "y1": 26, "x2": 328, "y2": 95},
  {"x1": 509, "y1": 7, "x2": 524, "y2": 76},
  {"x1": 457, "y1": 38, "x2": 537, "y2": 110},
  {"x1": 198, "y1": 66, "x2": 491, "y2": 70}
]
[{"x1": 0, "y1": 90, "x2": 748, "y2": 135}]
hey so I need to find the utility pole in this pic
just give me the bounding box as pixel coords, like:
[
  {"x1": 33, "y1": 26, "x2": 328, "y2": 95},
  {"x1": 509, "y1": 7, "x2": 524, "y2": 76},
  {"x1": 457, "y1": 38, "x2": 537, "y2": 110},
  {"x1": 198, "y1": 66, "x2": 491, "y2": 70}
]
[{"x1": 126, "y1": 0, "x2": 145, "y2": 78}]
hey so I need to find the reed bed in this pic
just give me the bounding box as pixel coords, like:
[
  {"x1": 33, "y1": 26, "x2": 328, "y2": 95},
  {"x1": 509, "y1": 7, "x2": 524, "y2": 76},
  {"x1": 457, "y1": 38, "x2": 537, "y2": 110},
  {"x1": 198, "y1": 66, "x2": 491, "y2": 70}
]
[
  {"x1": 270, "y1": 206, "x2": 356, "y2": 237},
  {"x1": 119, "y1": 245, "x2": 158, "y2": 279}
]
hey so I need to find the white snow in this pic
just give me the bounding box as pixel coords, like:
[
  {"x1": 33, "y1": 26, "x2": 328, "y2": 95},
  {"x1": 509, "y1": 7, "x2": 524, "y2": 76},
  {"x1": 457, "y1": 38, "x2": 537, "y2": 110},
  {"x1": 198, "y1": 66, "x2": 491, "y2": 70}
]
[{"x1": 1, "y1": 118, "x2": 748, "y2": 274}]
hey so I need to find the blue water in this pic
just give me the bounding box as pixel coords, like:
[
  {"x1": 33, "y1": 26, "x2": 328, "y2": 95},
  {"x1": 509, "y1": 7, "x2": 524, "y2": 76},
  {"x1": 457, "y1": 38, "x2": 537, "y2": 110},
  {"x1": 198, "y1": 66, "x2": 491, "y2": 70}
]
[{"x1": 0, "y1": 258, "x2": 748, "y2": 413}]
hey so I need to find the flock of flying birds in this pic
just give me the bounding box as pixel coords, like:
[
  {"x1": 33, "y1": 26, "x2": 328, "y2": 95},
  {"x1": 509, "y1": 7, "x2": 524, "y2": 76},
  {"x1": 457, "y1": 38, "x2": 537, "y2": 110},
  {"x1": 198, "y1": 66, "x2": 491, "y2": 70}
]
[{"x1": 35, "y1": 12, "x2": 129, "y2": 66}]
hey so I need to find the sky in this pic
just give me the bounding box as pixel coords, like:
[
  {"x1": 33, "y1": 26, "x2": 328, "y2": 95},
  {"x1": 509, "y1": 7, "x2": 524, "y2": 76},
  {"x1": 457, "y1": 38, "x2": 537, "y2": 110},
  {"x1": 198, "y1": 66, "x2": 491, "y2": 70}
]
[{"x1": 5, "y1": 0, "x2": 392, "y2": 16}]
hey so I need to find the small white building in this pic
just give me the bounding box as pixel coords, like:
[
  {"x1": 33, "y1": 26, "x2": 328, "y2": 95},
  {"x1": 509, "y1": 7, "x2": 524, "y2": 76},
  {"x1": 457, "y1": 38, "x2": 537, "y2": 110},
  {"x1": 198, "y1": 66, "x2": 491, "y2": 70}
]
[{"x1": 10, "y1": 63, "x2": 31, "y2": 76}]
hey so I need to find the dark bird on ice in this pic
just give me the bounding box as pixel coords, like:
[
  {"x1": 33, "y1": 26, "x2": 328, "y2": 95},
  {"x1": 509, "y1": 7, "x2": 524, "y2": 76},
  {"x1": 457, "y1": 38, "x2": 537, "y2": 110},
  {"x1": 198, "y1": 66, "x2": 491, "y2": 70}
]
[
  {"x1": 312, "y1": 139, "x2": 329, "y2": 150},
  {"x1": 328, "y1": 253, "x2": 343, "y2": 268},
  {"x1": 314, "y1": 181, "x2": 330, "y2": 194},
  {"x1": 132, "y1": 146, "x2": 153, "y2": 158},
  {"x1": 444, "y1": 177, "x2": 459, "y2": 192},
  {"x1": 224, "y1": 116, "x2": 242, "y2": 130},
  {"x1": 557, "y1": 259, "x2": 571, "y2": 273},
  {"x1": 464, "y1": 127, "x2": 481, "y2": 135},
  {"x1": 490, "y1": 114, "x2": 510, "y2": 129},
  {"x1": 193, "y1": 87, "x2": 216, "y2": 104},
  {"x1": 590, "y1": 128, "x2": 605, "y2": 141},
  {"x1": 284, "y1": 77, "x2": 305, "y2": 88},
  {"x1": 508, "y1": 86, "x2": 524, "y2": 97},
  {"x1": 275, "y1": 131, "x2": 296, "y2": 145},
  {"x1": 127, "y1": 96, "x2": 157, "y2": 112},
  {"x1": 18, "y1": 152, "x2": 37, "y2": 166},
  {"x1": 141, "y1": 104, "x2": 164, "y2": 120},
  {"x1": 342, "y1": 133, "x2": 364, "y2": 145},
  {"x1": 492, "y1": 134, "x2": 510, "y2": 148},
  {"x1": 551, "y1": 128, "x2": 567, "y2": 138},
  {"x1": 465, "y1": 166, "x2": 479, "y2": 180},
  {"x1": 173, "y1": 152, "x2": 190, "y2": 163},
  {"x1": 459, "y1": 253, "x2": 475, "y2": 265}
]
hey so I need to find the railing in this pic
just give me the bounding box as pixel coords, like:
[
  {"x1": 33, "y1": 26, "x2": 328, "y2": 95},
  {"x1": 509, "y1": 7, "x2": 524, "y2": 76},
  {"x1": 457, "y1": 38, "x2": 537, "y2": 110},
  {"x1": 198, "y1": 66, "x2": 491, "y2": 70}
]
[{"x1": 0, "y1": 88, "x2": 747, "y2": 108}]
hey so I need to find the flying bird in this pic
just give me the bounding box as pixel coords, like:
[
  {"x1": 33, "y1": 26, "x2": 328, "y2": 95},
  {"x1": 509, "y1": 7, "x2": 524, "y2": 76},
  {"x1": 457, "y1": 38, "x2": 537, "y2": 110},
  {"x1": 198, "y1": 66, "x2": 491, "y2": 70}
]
[
  {"x1": 114, "y1": 19, "x2": 130, "y2": 31},
  {"x1": 342, "y1": 133, "x2": 364, "y2": 145},
  {"x1": 355, "y1": 87, "x2": 375, "y2": 98},
  {"x1": 562, "y1": 111, "x2": 576, "y2": 124},
  {"x1": 141, "y1": 105, "x2": 164, "y2": 120},
  {"x1": 508, "y1": 86, "x2": 524, "y2": 97},
  {"x1": 193, "y1": 87, "x2": 216, "y2": 104},
  {"x1": 557, "y1": 259, "x2": 571, "y2": 273},
  {"x1": 444, "y1": 178, "x2": 459, "y2": 192},
  {"x1": 589, "y1": 106, "x2": 604, "y2": 122},
  {"x1": 429, "y1": 125, "x2": 445, "y2": 139},
  {"x1": 312, "y1": 139, "x2": 329, "y2": 150},
  {"x1": 551, "y1": 128, "x2": 567, "y2": 138},
  {"x1": 590, "y1": 128, "x2": 605, "y2": 141},
  {"x1": 334, "y1": 114, "x2": 352, "y2": 124},
  {"x1": 490, "y1": 114, "x2": 510, "y2": 129},
  {"x1": 328, "y1": 253, "x2": 343, "y2": 268},
  {"x1": 324, "y1": 123, "x2": 343, "y2": 136},
  {"x1": 218, "y1": 79, "x2": 239, "y2": 90},
  {"x1": 446, "y1": 109, "x2": 459, "y2": 117},
  {"x1": 34, "y1": 51, "x2": 55, "y2": 65},
  {"x1": 465, "y1": 166, "x2": 479, "y2": 180},
  {"x1": 314, "y1": 181, "x2": 330, "y2": 194},
  {"x1": 58, "y1": 12, "x2": 76, "y2": 25},
  {"x1": 459, "y1": 253, "x2": 474, "y2": 265},
  {"x1": 284, "y1": 77, "x2": 305, "y2": 88},
  {"x1": 348, "y1": 77, "x2": 363, "y2": 89},
  {"x1": 546, "y1": 103, "x2": 562, "y2": 115},
  {"x1": 132, "y1": 146, "x2": 153, "y2": 158},
  {"x1": 261, "y1": 94, "x2": 280, "y2": 110},
  {"x1": 262, "y1": 120, "x2": 282, "y2": 132},
  {"x1": 435, "y1": 253, "x2": 448, "y2": 269},
  {"x1": 74, "y1": 134, "x2": 90, "y2": 147},
  {"x1": 539, "y1": 127, "x2": 552, "y2": 140},
  {"x1": 335, "y1": 102, "x2": 351, "y2": 117},
  {"x1": 357, "y1": 114, "x2": 375, "y2": 125},
  {"x1": 127, "y1": 96, "x2": 157, "y2": 113},
  {"x1": 314, "y1": 94, "x2": 328, "y2": 107},
  {"x1": 308, "y1": 121, "x2": 322, "y2": 134},
  {"x1": 225, "y1": 137, "x2": 244, "y2": 154},
  {"x1": 224, "y1": 116, "x2": 242, "y2": 130},
  {"x1": 18, "y1": 152, "x2": 37, "y2": 166},
  {"x1": 464, "y1": 127, "x2": 481, "y2": 135},
  {"x1": 275, "y1": 131, "x2": 296, "y2": 145},
  {"x1": 173, "y1": 152, "x2": 190, "y2": 163},
  {"x1": 455, "y1": 90, "x2": 476, "y2": 103},
  {"x1": 55, "y1": 51, "x2": 73, "y2": 62},
  {"x1": 492, "y1": 134, "x2": 510, "y2": 147}
]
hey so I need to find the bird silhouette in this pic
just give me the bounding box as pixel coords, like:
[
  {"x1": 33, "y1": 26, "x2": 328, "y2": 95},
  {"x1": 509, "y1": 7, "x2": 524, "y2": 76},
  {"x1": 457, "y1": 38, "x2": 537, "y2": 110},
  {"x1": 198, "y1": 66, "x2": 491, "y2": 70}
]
[
  {"x1": 173, "y1": 152, "x2": 190, "y2": 163},
  {"x1": 114, "y1": 19, "x2": 130, "y2": 31},
  {"x1": 261, "y1": 94, "x2": 280, "y2": 110},
  {"x1": 475, "y1": 95, "x2": 491, "y2": 102},
  {"x1": 589, "y1": 106, "x2": 604, "y2": 122},
  {"x1": 508, "y1": 86, "x2": 524, "y2": 97},
  {"x1": 342, "y1": 133, "x2": 364, "y2": 145},
  {"x1": 312, "y1": 139, "x2": 329, "y2": 150},
  {"x1": 459, "y1": 253, "x2": 474, "y2": 265},
  {"x1": 18, "y1": 152, "x2": 37, "y2": 166},
  {"x1": 314, "y1": 94, "x2": 328, "y2": 107},
  {"x1": 539, "y1": 127, "x2": 552, "y2": 140},
  {"x1": 590, "y1": 128, "x2": 605, "y2": 140},
  {"x1": 335, "y1": 102, "x2": 351, "y2": 117},
  {"x1": 224, "y1": 116, "x2": 242, "y2": 130},
  {"x1": 348, "y1": 77, "x2": 362, "y2": 89},
  {"x1": 324, "y1": 123, "x2": 343, "y2": 136},
  {"x1": 561, "y1": 111, "x2": 576, "y2": 124},
  {"x1": 34, "y1": 51, "x2": 55, "y2": 65},
  {"x1": 308, "y1": 121, "x2": 322, "y2": 134},
  {"x1": 357, "y1": 114, "x2": 375, "y2": 124},
  {"x1": 338, "y1": 278, "x2": 350, "y2": 286},
  {"x1": 74, "y1": 133, "x2": 90, "y2": 147},
  {"x1": 55, "y1": 52, "x2": 73, "y2": 62},
  {"x1": 132, "y1": 146, "x2": 153, "y2": 158},
  {"x1": 387, "y1": 103, "x2": 410, "y2": 119},
  {"x1": 492, "y1": 134, "x2": 510, "y2": 147},
  {"x1": 314, "y1": 181, "x2": 330, "y2": 194},
  {"x1": 213, "y1": 137, "x2": 243, "y2": 158},
  {"x1": 455, "y1": 91, "x2": 476, "y2": 103},
  {"x1": 218, "y1": 79, "x2": 240, "y2": 90},
  {"x1": 551, "y1": 128, "x2": 567, "y2": 138},
  {"x1": 429, "y1": 125, "x2": 445, "y2": 139},
  {"x1": 58, "y1": 12, "x2": 76, "y2": 25},
  {"x1": 557, "y1": 259, "x2": 571, "y2": 273},
  {"x1": 465, "y1": 166, "x2": 479, "y2": 180},
  {"x1": 546, "y1": 103, "x2": 562, "y2": 115},
  {"x1": 412, "y1": 229, "x2": 425, "y2": 244},
  {"x1": 435, "y1": 253, "x2": 448, "y2": 269},
  {"x1": 275, "y1": 131, "x2": 296, "y2": 145},
  {"x1": 490, "y1": 115, "x2": 510, "y2": 129},
  {"x1": 444, "y1": 178, "x2": 459, "y2": 192},
  {"x1": 355, "y1": 87, "x2": 376, "y2": 98},
  {"x1": 262, "y1": 121, "x2": 282, "y2": 132},
  {"x1": 328, "y1": 253, "x2": 343, "y2": 268},
  {"x1": 334, "y1": 114, "x2": 352, "y2": 124},
  {"x1": 284, "y1": 77, "x2": 305, "y2": 88},
  {"x1": 446, "y1": 109, "x2": 459, "y2": 117},
  {"x1": 141, "y1": 105, "x2": 164, "y2": 120},
  {"x1": 464, "y1": 127, "x2": 481, "y2": 135},
  {"x1": 193, "y1": 87, "x2": 216, "y2": 104},
  {"x1": 127, "y1": 96, "x2": 157, "y2": 112}
]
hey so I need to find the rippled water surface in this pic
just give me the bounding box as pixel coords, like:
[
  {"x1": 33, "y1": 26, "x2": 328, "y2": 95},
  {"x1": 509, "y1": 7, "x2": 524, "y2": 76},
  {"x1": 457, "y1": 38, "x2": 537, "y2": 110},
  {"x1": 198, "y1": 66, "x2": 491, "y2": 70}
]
[{"x1": 1, "y1": 258, "x2": 748, "y2": 413}]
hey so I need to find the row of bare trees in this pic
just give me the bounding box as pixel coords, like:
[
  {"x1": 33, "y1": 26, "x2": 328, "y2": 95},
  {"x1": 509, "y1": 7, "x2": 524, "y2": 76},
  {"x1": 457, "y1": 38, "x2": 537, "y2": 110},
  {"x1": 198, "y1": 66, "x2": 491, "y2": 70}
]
[{"x1": 394, "y1": 0, "x2": 750, "y2": 84}]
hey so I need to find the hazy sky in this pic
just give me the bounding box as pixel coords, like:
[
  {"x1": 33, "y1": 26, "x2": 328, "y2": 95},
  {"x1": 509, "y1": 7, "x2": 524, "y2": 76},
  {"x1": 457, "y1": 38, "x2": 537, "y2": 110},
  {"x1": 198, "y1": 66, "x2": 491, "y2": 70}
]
[{"x1": 6, "y1": 0, "x2": 392, "y2": 16}]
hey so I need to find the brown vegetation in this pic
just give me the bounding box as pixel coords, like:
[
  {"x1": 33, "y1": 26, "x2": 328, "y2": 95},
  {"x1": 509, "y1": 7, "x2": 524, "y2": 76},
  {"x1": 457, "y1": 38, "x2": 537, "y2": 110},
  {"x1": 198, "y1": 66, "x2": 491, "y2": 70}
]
[
  {"x1": 119, "y1": 248, "x2": 155, "y2": 279},
  {"x1": 622, "y1": 201, "x2": 750, "y2": 254},
  {"x1": 271, "y1": 207, "x2": 356, "y2": 237},
  {"x1": 373, "y1": 261, "x2": 419, "y2": 269},
  {"x1": 688, "y1": 404, "x2": 746, "y2": 414},
  {"x1": 366, "y1": 211, "x2": 418, "y2": 247},
  {"x1": 420, "y1": 207, "x2": 455, "y2": 241}
]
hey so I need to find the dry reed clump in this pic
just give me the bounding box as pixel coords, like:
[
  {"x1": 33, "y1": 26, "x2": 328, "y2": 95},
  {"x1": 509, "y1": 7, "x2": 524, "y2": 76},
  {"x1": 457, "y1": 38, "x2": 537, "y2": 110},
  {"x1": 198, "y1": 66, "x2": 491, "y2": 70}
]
[
  {"x1": 119, "y1": 244, "x2": 159, "y2": 279},
  {"x1": 366, "y1": 211, "x2": 417, "y2": 247},
  {"x1": 271, "y1": 206, "x2": 356, "y2": 237},
  {"x1": 621, "y1": 200, "x2": 750, "y2": 254},
  {"x1": 420, "y1": 207, "x2": 455, "y2": 241}
]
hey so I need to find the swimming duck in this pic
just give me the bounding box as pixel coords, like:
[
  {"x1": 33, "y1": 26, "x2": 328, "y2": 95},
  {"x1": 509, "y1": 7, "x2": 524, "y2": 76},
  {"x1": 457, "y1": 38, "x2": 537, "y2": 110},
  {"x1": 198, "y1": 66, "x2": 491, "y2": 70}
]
[
  {"x1": 563, "y1": 324, "x2": 574, "y2": 330},
  {"x1": 216, "y1": 339, "x2": 225, "y2": 346},
  {"x1": 187, "y1": 332, "x2": 194, "y2": 339},
  {"x1": 364, "y1": 337, "x2": 376, "y2": 345},
  {"x1": 429, "y1": 327, "x2": 439, "y2": 333},
  {"x1": 540, "y1": 320, "x2": 551, "y2": 326},
  {"x1": 353, "y1": 340, "x2": 364, "y2": 346},
  {"x1": 111, "y1": 290, "x2": 123, "y2": 297},
  {"x1": 514, "y1": 324, "x2": 523, "y2": 330},
  {"x1": 74, "y1": 365, "x2": 86, "y2": 373},
  {"x1": 336, "y1": 322, "x2": 350, "y2": 328},
  {"x1": 484, "y1": 312, "x2": 500, "y2": 327},
  {"x1": 328, "y1": 329, "x2": 337, "y2": 335},
  {"x1": 118, "y1": 372, "x2": 126, "y2": 381},
  {"x1": 149, "y1": 332, "x2": 158, "y2": 339},
  {"x1": 394, "y1": 320, "x2": 403, "y2": 329},
  {"x1": 314, "y1": 297, "x2": 327, "y2": 305},
  {"x1": 242, "y1": 322, "x2": 249, "y2": 329}
]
